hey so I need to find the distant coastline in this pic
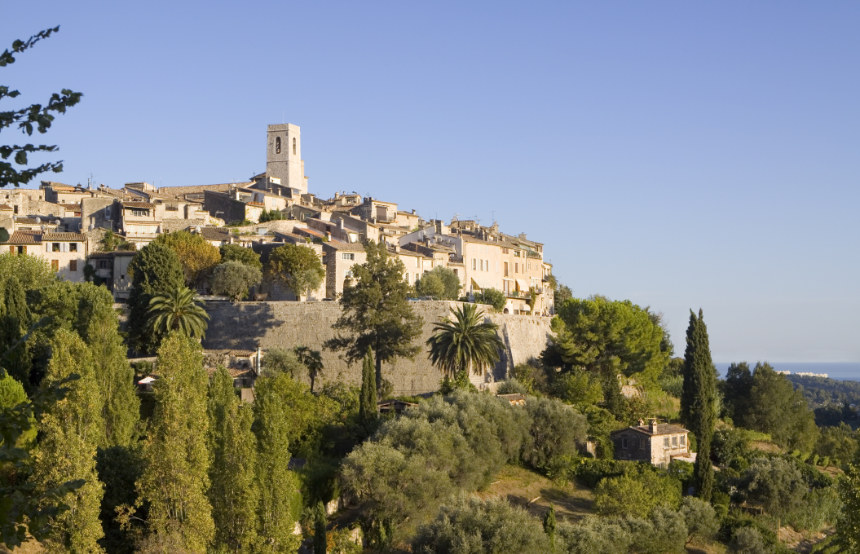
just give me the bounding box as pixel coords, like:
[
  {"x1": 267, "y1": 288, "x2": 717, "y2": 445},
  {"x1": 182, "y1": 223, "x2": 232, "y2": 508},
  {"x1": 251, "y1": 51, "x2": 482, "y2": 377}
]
[{"x1": 715, "y1": 362, "x2": 860, "y2": 382}]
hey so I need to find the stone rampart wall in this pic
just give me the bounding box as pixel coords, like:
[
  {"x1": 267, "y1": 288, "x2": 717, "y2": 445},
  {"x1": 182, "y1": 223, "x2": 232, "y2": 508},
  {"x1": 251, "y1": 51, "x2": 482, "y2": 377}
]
[{"x1": 203, "y1": 300, "x2": 553, "y2": 395}]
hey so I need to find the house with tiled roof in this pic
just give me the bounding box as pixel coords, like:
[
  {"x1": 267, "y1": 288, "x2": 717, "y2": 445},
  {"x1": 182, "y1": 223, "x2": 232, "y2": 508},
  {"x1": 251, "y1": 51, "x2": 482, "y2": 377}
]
[
  {"x1": 611, "y1": 419, "x2": 695, "y2": 467},
  {"x1": 2, "y1": 230, "x2": 88, "y2": 281}
]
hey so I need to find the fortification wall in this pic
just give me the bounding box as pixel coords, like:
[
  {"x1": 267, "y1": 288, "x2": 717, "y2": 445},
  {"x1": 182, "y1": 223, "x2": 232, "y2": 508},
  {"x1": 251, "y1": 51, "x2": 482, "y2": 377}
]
[{"x1": 203, "y1": 300, "x2": 553, "y2": 395}]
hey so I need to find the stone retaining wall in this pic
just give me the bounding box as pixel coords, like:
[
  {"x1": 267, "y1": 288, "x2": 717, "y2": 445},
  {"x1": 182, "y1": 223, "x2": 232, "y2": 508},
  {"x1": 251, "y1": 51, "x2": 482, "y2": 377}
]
[{"x1": 203, "y1": 300, "x2": 553, "y2": 395}]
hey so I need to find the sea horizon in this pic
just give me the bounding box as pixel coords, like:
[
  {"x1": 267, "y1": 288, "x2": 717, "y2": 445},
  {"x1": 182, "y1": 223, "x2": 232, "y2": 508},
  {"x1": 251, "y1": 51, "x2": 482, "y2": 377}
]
[{"x1": 714, "y1": 362, "x2": 860, "y2": 382}]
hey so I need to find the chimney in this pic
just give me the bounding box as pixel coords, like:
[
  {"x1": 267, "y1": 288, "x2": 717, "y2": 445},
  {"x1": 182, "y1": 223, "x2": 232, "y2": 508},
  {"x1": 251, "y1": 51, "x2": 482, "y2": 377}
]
[{"x1": 649, "y1": 419, "x2": 659, "y2": 433}]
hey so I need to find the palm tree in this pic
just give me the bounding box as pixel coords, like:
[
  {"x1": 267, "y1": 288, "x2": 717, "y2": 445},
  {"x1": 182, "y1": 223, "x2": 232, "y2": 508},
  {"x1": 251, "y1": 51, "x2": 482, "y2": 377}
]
[
  {"x1": 426, "y1": 303, "x2": 504, "y2": 380},
  {"x1": 293, "y1": 346, "x2": 324, "y2": 393},
  {"x1": 147, "y1": 285, "x2": 210, "y2": 341}
]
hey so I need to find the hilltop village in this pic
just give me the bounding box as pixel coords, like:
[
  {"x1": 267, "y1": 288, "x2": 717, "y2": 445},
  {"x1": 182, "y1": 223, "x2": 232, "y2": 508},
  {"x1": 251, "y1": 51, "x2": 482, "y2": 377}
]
[{"x1": 0, "y1": 123, "x2": 554, "y2": 316}]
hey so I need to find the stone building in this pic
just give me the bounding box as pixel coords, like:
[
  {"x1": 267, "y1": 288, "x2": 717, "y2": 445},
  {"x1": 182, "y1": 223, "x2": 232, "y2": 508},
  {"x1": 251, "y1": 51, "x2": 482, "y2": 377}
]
[{"x1": 611, "y1": 420, "x2": 693, "y2": 468}]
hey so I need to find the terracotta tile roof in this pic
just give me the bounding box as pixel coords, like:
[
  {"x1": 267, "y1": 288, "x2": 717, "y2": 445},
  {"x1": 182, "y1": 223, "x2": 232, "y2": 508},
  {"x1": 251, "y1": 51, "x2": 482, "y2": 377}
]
[
  {"x1": 612, "y1": 423, "x2": 688, "y2": 437},
  {"x1": 247, "y1": 202, "x2": 265, "y2": 207},
  {"x1": 43, "y1": 231, "x2": 86, "y2": 241},
  {"x1": 122, "y1": 201, "x2": 154, "y2": 209},
  {"x1": 322, "y1": 241, "x2": 365, "y2": 252},
  {"x1": 0, "y1": 204, "x2": 13, "y2": 211},
  {"x1": 5, "y1": 230, "x2": 42, "y2": 244},
  {"x1": 58, "y1": 203, "x2": 81, "y2": 210}
]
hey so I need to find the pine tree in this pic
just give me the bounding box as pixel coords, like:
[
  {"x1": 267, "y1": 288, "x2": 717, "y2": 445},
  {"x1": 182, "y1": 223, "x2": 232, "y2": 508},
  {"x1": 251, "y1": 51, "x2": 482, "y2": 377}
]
[
  {"x1": 325, "y1": 240, "x2": 423, "y2": 390},
  {"x1": 253, "y1": 372, "x2": 303, "y2": 552},
  {"x1": 136, "y1": 332, "x2": 214, "y2": 550},
  {"x1": 208, "y1": 368, "x2": 259, "y2": 551},
  {"x1": 313, "y1": 501, "x2": 327, "y2": 554},
  {"x1": 680, "y1": 309, "x2": 717, "y2": 501},
  {"x1": 30, "y1": 329, "x2": 105, "y2": 551},
  {"x1": 359, "y1": 346, "x2": 378, "y2": 429}
]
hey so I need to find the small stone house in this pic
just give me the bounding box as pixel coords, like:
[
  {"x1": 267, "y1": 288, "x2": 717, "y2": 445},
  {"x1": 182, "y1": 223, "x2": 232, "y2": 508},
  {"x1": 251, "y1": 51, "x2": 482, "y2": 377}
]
[{"x1": 611, "y1": 419, "x2": 692, "y2": 467}]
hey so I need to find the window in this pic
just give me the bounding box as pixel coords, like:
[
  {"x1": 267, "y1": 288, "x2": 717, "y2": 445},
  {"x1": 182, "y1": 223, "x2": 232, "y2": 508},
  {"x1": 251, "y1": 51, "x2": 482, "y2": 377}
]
[
  {"x1": 131, "y1": 208, "x2": 148, "y2": 217},
  {"x1": 52, "y1": 242, "x2": 61, "y2": 252},
  {"x1": 51, "y1": 260, "x2": 59, "y2": 271},
  {"x1": 98, "y1": 259, "x2": 110, "y2": 269},
  {"x1": 275, "y1": 136, "x2": 281, "y2": 154},
  {"x1": 680, "y1": 435, "x2": 686, "y2": 447},
  {"x1": 663, "y1": 437, "x2": 670, "y2": 448},
  {"x1": 515, "y1": 263, "x2": 519, "y2": 274},
  {"x1": 342, "y1": 253, "x2": 355, "y2": 260},
  {"x1": 293, "y1": 137, "x2": 297, "y2": 155},
  {"x1": 472, "y1": 259, "x2": 476, "y2": 270},
  {"x1": 69, "y1": 260, "x2": 77, "y2": 272},
  {"x1": 504, "y1": 262, "x2": 509, "y2": 277},
  {"x1": 17, "y1": 246, "x2": 25, "y2": 254},
  {"x1": 672, "y1": 436, "x2": 678, "y2": 447},
  {"x1": 69, "y1": 243, "x2": 78, "y2": 252}
]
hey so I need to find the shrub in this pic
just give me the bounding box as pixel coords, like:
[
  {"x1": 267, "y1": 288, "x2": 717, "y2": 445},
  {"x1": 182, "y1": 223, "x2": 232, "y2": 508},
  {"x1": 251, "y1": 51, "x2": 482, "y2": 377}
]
[
  {"x1": 210, "y1": 260, "x2": 262, "y2": 301},
  {"x1": 593, "y1": 470, "x2": 682, "y2": 518},
  {"x1": 522, "y1": 396, "x2": 587, "y2": 471},
  {"x1": 412, "y1": 496, "x2": 550, "y2": 554}
]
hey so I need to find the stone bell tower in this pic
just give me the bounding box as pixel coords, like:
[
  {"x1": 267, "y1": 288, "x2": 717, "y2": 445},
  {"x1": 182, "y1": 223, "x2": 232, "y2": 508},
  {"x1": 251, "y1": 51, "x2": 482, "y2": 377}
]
[{"x1": 266, "y1": 123, "x2": 307, "y2": 195}]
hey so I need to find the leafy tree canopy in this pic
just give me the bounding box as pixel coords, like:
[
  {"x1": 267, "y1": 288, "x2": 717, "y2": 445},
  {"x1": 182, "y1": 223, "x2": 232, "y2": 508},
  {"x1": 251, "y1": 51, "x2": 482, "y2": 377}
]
[
  {"x1": 127, "y1": 242, "x2": 184, "y2": 353},
  {"x1": 219, "y1": 243, "x2": 262, "y2": 269},
  {"x1": 153, "y1": 231, "x2": 221, "y2": 288},
  {"x1": 267, "y1": 243, "x2": 325, "y2": 300},
  {"x1": 472, "y1": 288, "x2": 505, "y2": 312},
  {"x1": 1, "y1": 27, "x2": 82, "y2": 188},
  {"x1": 325, "y1": 240, "x2": 422, "y2": 389},
  {"x1": 426, "y1": 303, "x2": 503, "y2": 380},
  {"x1": 415, "y1": 266, "x2": 460, "y2": 300},
  {"x1": 542, "y1": 295, "x2": 671, "y2": 389},
  {"x1": 210, "y1": 260, "x2": 261, "y2": 301}
]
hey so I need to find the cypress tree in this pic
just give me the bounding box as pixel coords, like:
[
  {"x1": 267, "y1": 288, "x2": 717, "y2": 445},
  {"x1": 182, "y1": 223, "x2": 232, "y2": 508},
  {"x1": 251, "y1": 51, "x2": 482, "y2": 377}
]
[
  {"x1": 313, "y1": 500, "x2": 327, "y2": 554},
  {"x1": 208, "y1": 367, "x2": 259, "y2": 551},
  {"x1": 253, "y1": 373, "x2": 303, "y2": 552},
  {"x1": 126, "y1": 243, "x2": 184, "y2": 354},
  {"x1": 0, "y1": 276, "x2": 33, "y2": 387},
  {"x1": 83, "y1": 300, "x2": 139, "y2": 448},
  {"x1": 136, "y1": 332, "x2": 214, "y2": 550},
  {"x1": 30, "y1": 329, "x2": 105, "y2": 551},
  {"x1": 680, "y1": 309, "x2": 717, "y2": 501},
  {"x1": 359, "y1": 346, "x2": 377, "y2": 429}
]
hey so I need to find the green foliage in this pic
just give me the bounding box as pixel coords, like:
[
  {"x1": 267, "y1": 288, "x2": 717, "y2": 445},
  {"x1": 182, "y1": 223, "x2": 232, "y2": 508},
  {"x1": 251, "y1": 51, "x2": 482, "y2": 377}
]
[
  {"x1": 550, "y1": 368, "x2": 603, "y2": 407},
  {"x1": 268, "y1": 243, "x2": 325, "y2": 300},
  {"x1": 359, "y1": 347, "x2": 378, "y2": 430},
  {"x1": 594, "y1": 469, "x2": 682, "y2": 518},
  {"x1": 30, "y1": 329, "x2": 105, "y2": 551},
  {"x1": 341, "y1": 391, "x2": 531, "y2": 542},
  {"x1": 815, "y1": 423, "x2": 859, "y2": 470},
  {"x1": 253, "y1": 372, "x2": 303, "y2": 552},
  {"x1": 208, "y1": 368, "x2": 259, "y2": 551},
  {"x1": 153, "y1": 230, "x2": 221, "y2": 288},
  {"x1": 725, "y1": 362, "x2": 820, "y2": 453},
  {"x1": 426, "y1": 303, "x2": 503, "y2": 380},
  {"x1": 412, "y1": 496, "x2": 551, "y2": 554},
  {"x1": 99, "y1": 230, "x2": 134, "y2": 252},
  {"x1": 312, "y1": 500, "x2": 327, "y2": 554},
  {"x1": 415, "y1": 266, "x2": 460, "y2": 299},
  {"x1": 96, "y1": 445, "x2": 144, "y2": 554},
  {"x1": 136, "y1": 333, "x2": 214, "y2": 551},
  {"x1": 680, "y1": 309, "x2": 717, "y2": 501},
  {"x1": 838, "y1": 461, "x2": 860, "y2": 551},
  {"x1": 220, "y1": 243, "x2": 262, "y2": 269},
  {"x1": 294, "y1": 345, "x2": 324, "y2": 393},
  {"x1": 0, "y1": 276, "x2": 32, "y2": 387},
  {"x1": 0, "y1": 227, "x2": 7, "y2": 242},
  {"x1": 325, "y1": 240, "x2": 423, "y2": 388},
  {"x1": 146, "y1": 285, "x2": 209, "y2": 343},
  {"x1": 210, "y1": 260, "x2": 262, "y2": 301},
  {"x1": 472, "y1": 288, "x2": 505, "y2": 312},
  {"x1": 522, "y1": 396, "x2": 587, "y2": 471},
  {"x1": 679, "y1": 496, "x2": 719, "y2": 544},
  {"x1": 1, "y1": 27, "x2": 83, "y2": 188},
  {"x1": 80, "y1": 295, "x2": 139, "y2": 448},
  {"x1": 261, "y1": 347, "x2": 305, "y2": 378},
  {"x1": 556, "y1": 509, "x2": 687, "y2": 554},
  {"x1": 258, "y1": 208, "x2": 285, "y2": 222},
  {"x1": 127, "y1": 242, "x2": 184, "y2": 353}
]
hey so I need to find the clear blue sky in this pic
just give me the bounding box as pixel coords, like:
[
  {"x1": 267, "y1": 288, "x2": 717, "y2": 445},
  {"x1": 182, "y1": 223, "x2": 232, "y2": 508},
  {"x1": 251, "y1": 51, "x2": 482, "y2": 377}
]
[{"x1": 4, "y1": 2, "x2": 859, "y2": 364}]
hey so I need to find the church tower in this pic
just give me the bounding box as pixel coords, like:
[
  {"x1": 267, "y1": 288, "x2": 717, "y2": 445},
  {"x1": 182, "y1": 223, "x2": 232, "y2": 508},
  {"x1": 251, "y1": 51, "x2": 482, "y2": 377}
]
[{"x1": 266, "y1": 123, "x2": 307, "y2": 195}]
